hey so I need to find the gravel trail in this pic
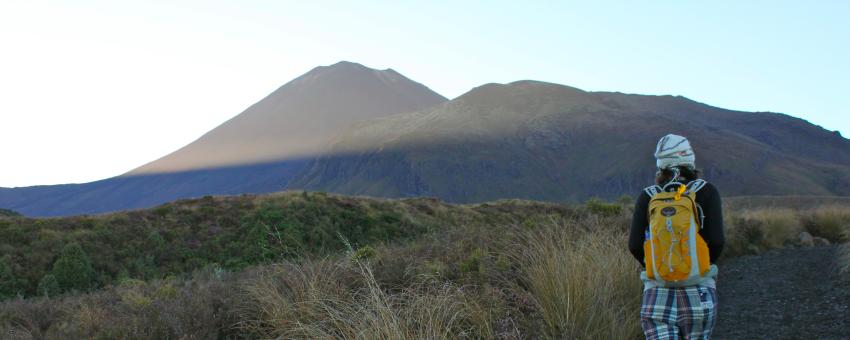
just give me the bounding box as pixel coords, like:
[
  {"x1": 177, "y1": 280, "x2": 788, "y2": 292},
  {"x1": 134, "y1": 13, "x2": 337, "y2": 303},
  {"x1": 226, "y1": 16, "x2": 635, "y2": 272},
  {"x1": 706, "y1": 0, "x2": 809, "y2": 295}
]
[{"x1": 713, "y1": 245, "x2": 850, "y2": 339}]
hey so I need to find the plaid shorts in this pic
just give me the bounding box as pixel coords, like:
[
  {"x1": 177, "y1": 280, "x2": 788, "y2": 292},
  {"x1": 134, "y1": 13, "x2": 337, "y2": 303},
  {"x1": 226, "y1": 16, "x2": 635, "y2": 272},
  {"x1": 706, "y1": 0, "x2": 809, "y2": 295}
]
[{"x1": 641, "y1": 286, "x2": 718, "y2": 340}]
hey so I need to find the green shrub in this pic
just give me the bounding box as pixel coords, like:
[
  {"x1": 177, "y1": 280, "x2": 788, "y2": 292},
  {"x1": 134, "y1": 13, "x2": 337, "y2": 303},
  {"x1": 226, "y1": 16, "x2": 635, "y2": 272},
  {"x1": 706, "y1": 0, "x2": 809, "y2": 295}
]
[
  {"x1": 460, "y1": 248, "x2": 485, "y2": 274},
  {"x1": 51, "y1": 243, "x2": 96, "y2": 293},
  {"x1": 0, "y1": 257, "x2": 24, "y2": 300},
  {"x1": 585, "y1": 198, "x2": 622, "y2": 216},
  {"x1": 37, "y1": 274, "x2": 60, "y2": 298},
  {"x1": 351, "y1": 245, "x2": 377, "y2": 261}
]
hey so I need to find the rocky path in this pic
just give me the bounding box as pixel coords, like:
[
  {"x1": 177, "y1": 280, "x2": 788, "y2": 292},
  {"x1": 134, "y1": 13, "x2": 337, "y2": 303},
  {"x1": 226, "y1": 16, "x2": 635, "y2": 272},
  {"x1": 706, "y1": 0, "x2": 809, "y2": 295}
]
[{"x1": 713, "y1": 245, "x2": 850, "y2": 339}]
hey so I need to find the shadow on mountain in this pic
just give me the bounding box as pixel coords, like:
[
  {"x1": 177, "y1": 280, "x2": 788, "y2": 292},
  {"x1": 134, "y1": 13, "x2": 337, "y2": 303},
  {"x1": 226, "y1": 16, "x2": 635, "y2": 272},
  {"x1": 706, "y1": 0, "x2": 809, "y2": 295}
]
[
  {"x1": 290, "y1": 81, "x2": 850, "y2": 203},
  {"x1": 0, "y1": 158, "x2": 310, "y2": 217}
]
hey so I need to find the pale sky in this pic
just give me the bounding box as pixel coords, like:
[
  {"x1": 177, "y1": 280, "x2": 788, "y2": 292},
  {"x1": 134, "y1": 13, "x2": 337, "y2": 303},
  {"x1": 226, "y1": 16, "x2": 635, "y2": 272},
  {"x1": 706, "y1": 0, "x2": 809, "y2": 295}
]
[{"x1": 1, "y1": 0, "x2": 848, "y2": 187}]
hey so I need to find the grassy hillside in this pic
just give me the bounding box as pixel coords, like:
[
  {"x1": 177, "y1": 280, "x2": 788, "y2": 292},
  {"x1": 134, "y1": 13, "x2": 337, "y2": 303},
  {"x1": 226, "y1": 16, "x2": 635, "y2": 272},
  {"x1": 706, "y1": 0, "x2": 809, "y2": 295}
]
[
  {"x1": 0, "y1": 191, "x2": 578, "y2": 299},
  {"x1": 1, "y1": 192, "x2": 848, "y2": 338}
]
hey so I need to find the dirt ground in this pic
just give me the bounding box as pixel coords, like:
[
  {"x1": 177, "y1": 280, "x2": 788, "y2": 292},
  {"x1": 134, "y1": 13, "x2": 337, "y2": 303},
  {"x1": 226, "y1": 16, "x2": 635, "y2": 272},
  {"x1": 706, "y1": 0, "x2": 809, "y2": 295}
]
[{"x1": 712, "y1": 245, "x2": 850, "y2": 340}]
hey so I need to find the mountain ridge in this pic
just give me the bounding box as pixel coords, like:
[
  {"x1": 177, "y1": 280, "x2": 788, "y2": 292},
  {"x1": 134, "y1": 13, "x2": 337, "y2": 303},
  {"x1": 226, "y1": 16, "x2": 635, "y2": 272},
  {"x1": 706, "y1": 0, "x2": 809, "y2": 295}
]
[
  {"x1": 289, "y1": 80, "x2": 850, "y2": 202},
  {"x1": 2, "y1": 64, "x2": 849, "y2": 216}
]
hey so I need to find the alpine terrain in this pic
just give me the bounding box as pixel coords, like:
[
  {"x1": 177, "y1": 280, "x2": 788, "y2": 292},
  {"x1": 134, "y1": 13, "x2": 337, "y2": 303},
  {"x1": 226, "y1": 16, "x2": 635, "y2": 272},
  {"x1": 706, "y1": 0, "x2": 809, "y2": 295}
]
[
  {"x1": 2, "y1": 62, "x2": 849, "y2": 216},
  {"x1": 292, "y1": 80, "x2": 850, "y2": 202}
]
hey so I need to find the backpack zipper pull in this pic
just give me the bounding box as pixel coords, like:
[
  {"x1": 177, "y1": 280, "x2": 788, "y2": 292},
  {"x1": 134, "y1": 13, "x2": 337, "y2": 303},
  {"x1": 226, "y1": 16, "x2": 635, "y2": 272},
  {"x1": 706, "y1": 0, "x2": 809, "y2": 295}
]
[{"x1": 674, "y1": 184, "x2": 686, "y2": 200}]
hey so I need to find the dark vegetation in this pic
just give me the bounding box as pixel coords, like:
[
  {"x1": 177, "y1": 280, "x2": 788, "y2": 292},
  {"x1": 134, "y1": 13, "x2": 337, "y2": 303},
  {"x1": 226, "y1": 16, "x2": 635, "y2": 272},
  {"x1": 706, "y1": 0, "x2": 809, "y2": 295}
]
[
  {"x1": 0, "y1": 192, "x2": 578, "y2": 299},
  {"x1": 0, "y1": 209, "x2": 20, "y2": 217}
]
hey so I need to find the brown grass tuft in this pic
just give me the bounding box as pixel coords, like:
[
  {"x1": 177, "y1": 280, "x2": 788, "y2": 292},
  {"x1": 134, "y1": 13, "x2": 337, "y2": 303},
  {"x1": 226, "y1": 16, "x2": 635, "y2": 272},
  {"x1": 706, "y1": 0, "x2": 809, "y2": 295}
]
[
  {"x1": 512, "y1": 218, "x2": 642, "y2": 339},
  {"x1": 238, "y1": 256, "x2": 495, "y2": 339},
  {"x1": 801, "y1": 206, "x2": 850, "y2": 243}
]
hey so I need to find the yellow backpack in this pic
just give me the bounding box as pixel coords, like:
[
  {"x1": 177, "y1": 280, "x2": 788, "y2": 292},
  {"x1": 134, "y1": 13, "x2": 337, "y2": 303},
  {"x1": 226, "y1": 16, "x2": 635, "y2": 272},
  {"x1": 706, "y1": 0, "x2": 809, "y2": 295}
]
[{"x1": 643, "y1": 180, "x2": 710, "y2": 286}]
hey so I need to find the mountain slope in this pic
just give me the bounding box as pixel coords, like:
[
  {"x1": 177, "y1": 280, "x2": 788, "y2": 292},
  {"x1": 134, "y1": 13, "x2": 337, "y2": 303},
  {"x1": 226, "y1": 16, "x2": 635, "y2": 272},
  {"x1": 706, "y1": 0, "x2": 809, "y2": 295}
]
[
  {"x1": 4, "y1": 73, "x2": 849, "y2": 217},
  {"x1": 290, "y1": 81, "x2": 850, "y2": 202},
  {"x1": 130, "y1": 61, "x2": 446, "y2": 174},
  {"x1": 0, "y1": 62, "x2": 446, "y2": 217}
]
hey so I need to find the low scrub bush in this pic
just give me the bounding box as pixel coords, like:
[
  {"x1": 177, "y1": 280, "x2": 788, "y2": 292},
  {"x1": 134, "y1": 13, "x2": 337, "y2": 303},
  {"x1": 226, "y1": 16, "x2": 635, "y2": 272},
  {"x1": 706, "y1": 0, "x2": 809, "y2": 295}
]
[
  {"x1": 0, "y1": 193, "x2": 581, "y2": 300},
  {"x1": 584, "y1": 198, "x2": 623, "y2": 217}
]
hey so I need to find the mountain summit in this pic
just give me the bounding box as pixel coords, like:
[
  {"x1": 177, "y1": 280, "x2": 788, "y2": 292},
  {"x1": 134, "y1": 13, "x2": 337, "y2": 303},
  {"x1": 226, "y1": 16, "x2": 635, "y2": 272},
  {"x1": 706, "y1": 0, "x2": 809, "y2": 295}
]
[
  {"x1": 130, "y1": 61, "x2": 446, "y2": 175},
  {"x1": 0, "y1": 62, "x2": 447, "y2": 216}
]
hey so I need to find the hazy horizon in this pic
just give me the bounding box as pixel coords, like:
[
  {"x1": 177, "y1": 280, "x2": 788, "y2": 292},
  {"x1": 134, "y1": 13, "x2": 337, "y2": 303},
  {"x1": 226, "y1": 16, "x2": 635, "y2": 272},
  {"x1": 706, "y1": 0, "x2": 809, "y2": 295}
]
[{"x1": 1, "y1": 1, "x2": 848, "y2": 187}]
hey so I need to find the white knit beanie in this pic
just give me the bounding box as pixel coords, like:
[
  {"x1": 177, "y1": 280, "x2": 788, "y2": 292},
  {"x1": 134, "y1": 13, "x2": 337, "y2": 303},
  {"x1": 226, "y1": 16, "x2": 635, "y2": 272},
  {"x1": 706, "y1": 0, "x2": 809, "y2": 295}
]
[{"x1": 654, "y1": 134, "x2": 695, "y2": 169}]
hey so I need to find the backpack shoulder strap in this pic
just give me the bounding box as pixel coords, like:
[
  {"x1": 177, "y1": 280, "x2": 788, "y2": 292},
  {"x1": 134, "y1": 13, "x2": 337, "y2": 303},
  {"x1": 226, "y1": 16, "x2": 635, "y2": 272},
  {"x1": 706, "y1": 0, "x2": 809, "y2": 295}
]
[
  {"x1": 686, "y1": 179, "x2": 707, "y2": 194},
  {"x1": 643, "y1": 185, "x2": 662, "y2": 198}
]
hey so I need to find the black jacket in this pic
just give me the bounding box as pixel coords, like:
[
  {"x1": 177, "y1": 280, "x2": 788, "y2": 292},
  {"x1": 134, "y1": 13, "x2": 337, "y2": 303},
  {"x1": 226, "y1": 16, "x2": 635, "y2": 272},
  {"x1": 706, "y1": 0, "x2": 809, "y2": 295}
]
[{"x1": 628, "y1": 181, "x2": 725, "y2": 267}]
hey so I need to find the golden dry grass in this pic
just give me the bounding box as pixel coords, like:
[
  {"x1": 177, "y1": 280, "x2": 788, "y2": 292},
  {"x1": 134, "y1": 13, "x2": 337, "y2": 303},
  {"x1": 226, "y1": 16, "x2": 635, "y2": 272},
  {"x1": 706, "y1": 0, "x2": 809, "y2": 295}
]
[
  {"x1": 739, "y1": 208, "x2": 802, "y2": 247},
  {"x1": 237, "y1": 216, "x2": 644, "y2": 339},
  {"x1": 801, "y1": 206, "x2": 850, "y2": 243},
  {"x1": 725, "y1": 205, "x2": 850, "y2": 256},
  {"x1": 512, "y1": 219, "x2": 642, "y2": 339},
  {"x1": 238, "y1": 257, "x2": 495, "y2": 339}
]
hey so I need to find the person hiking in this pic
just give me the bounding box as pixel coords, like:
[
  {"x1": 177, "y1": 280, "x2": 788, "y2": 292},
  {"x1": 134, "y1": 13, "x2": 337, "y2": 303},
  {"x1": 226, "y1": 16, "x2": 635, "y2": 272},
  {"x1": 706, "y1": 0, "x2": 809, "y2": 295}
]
[{"x1": 628, "y1": 134, "x2": 725, "y2": 339}]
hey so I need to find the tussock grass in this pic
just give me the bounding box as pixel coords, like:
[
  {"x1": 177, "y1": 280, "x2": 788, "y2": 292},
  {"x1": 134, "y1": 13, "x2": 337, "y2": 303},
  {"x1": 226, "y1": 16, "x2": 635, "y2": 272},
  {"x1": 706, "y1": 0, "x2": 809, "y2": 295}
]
[
  {"x1": 0, "y1": 269, "x2": 241, "y2": 339},
  {"x1": 742, "y1": 208, "x2": 802, "y2": 246},
  {"x1": 239, "y1": 257, "x2": 494, "y2": 339},
  {"x1": 725, "y1": 205, "x2": 850, "y2": 256},
  {"x1": 725, "y1": 208, "x2": 802, "y2": 256},
  {"x1": 801, "y1": 206, "x2": 850, "y2": 243},
  {"x1": 513, "y1": 219, "x2": 642, "y2": 339}
]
